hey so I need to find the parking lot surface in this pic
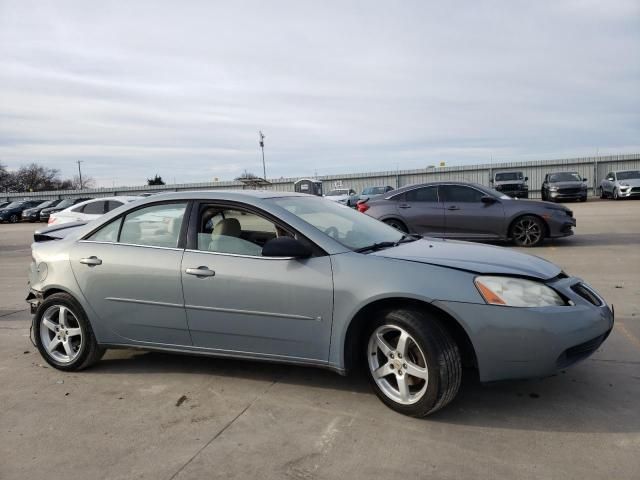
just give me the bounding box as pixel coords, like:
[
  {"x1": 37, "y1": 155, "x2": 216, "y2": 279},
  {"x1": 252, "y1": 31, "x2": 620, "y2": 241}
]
[{"x1": 1, "y1": 199, "x2": 639, "y2": 480}]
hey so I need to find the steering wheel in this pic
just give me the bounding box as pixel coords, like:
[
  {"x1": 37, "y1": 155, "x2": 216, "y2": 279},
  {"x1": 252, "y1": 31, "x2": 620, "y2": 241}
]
[{"x1": 324, "y1": 226, "x2": 339, "y2": 239}]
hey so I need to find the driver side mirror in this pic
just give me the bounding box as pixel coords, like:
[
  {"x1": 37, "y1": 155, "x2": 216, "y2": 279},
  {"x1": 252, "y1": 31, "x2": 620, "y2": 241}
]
[
  {"x1": 481, "y1": 196, "x2": 498, "y2": 204},
  {"x1": 582, "y1": 177, "x2": 588, "y2": 182},
  {"x1": 262, "y1": 237, "x2": 312, "y2": 258},
  {"x1": 524, "y1": 176, "x2": 529, "y2": 182}
]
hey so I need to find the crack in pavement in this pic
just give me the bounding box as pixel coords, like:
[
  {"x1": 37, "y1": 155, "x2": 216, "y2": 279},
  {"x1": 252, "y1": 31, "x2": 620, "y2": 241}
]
[
  {"x1": 0, "y1": 308, "x2": 28, "y2": 319},
  {"x1": 167, "y1": 377, "x2": 280, "y2": 480}
]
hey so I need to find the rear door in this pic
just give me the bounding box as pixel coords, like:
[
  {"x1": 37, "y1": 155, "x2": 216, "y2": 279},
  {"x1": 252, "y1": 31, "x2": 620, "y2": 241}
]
[
  {"x1": 393, "y1": 186, "x2": 444, "y2": 235},
  {"x1": 70, "y1": 201, "x2": 191, "y2": 345},
  {"x1": 439, "y1": 185, "x2": 505, "y2": 239},
  {"x1": 180, "y1": 202, "x2": 334, "y2": 362}
]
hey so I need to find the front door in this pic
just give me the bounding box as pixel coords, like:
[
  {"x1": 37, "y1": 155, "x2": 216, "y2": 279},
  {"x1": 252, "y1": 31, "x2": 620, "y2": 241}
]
[
  {"x1": 70, "y1": 201, "x2": 191, "y2": 345},
  {"x1": 439, "y1": 185, "x2": 505, "y2": 239},
  {"x1": 181, "y1": 204, "x2": 334, "y2": 362}
]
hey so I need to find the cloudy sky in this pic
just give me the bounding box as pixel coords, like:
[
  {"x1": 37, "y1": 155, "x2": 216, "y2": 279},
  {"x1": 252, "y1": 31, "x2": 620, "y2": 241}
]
[{"x1": 1, "y1": 0, "x2": 638, "y2": 187}]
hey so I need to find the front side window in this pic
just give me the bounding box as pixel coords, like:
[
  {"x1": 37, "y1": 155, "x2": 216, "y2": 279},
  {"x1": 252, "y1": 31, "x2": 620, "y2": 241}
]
[
  {"x1": 196, "y1": 206, "x2": 289, "y2": 256},
  {"x1": 439, "y1": 185, "x2": 484, "y2": 203},
  {"x1": 87, "y1": 202, "x2": 187, "y2": 248}
]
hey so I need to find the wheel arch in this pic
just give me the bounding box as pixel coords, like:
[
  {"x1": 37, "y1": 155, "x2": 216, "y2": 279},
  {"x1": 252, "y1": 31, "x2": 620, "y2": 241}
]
[{"x1": 342, "y1": 297, "x2": 477, "y2": 374}]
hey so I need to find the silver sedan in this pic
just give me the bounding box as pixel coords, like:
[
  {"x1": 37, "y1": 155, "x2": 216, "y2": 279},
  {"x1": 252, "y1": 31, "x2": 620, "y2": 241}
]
[{"x1": 27, "y1": 191, "x2": 613, "y2": 416}]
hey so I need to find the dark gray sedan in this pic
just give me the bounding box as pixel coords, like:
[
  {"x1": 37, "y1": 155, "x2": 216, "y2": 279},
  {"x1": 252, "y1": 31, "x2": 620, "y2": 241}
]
[{"x1": 360, "y1": 181, "x2": 576, "y2": 247}]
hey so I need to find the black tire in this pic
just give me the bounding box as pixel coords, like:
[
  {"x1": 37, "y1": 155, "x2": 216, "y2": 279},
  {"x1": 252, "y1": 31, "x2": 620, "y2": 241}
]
[
  {"x1": 613, "y1": 188, "x2": 620, "y2": 200},
  {"x1": 9, "y1": 214, "x2": 19, "y2": 223},
  {"x1": 541, "y1": 191, "x2": 547, "y2": 201},
  {"x1": 510, "y1": 215, "x2": 546, "y2": 247},
  {"x1": 383, "y1": 218, "x2": 408, "y2": 233},
  {"x1": 580, "y1": 196, "x2": 587, "y2": 202},
  {"x1": 599, "y1": 187, "x2": 606, "y2": 199},
  {"x1": 33, "y1": 292, "x2": 105, "y2": 371},
  {"x1": 364, "y1": 308, "x2": 462, "y2": 417}
]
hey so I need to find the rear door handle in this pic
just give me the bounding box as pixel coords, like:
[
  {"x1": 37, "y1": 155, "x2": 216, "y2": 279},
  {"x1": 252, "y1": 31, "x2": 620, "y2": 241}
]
[
  {"x1": 398, "y1": 204, "x2": 411, "y2": 209},
  {"x1": 80, "y1": 256, "x2": 102, "y2": 266},
  {"x1": 447, "y1": 206, "x2": 460, "y2": 211},
  {"x1": 185, "y1": 266, "x2": 216, "y2": 278}
]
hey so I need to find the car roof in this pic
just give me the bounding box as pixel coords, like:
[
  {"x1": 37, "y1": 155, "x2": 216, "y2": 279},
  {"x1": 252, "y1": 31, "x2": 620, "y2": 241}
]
[{"x1": 134, "y1": 190, "x2": 308, "y2": 201}]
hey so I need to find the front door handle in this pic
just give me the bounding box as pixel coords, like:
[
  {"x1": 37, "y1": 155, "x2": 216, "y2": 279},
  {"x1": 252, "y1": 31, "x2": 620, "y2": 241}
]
[
  {"x1": 447, "y1": 205, "x2": 460, "y2": 211},
  {"x1": 80, "y1": 256, "x2": 102, "y2": 266},
  {"x1": 398, "y1": 203, "x2": 411, "y2": 209},
  {"x1": 185, "y1": 266, "x2": 216, "y2": 278}
]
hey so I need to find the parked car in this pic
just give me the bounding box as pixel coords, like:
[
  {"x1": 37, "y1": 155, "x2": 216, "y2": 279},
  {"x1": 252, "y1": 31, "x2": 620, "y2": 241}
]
[
  {"x1": 39, "y1": 198, "x2": 93, "y2": 223},
  {"x1": 325, "y1": 188, "x2": 359, "y2": 206},
  {"x1": 361, "y1": 181, "x2": 575, "y2": 247},
  {"x1": 491, "y1": 171, "x2": 529, "y2": 198},
  {"x1": 0, "y1": 200, "x2": 44, "y2": 223},
  {"x1": 49, "y1": 196, "x2": 142, "y2": 225},
  {"x1": 541, "y1": 172, "x2": 588, "y2": 202},
  {"x1": 599, "y1": 170, "x2": 640, "y2": 200},
  {"x1": 359, "y1": 185, "x2": 394, "y2": 203},
  {"x1": 27, "y1": 191, "x2": 612, "y2": 417},
  {"x1": 23, "y1": 199, "x2": 64, "y2": 222}
]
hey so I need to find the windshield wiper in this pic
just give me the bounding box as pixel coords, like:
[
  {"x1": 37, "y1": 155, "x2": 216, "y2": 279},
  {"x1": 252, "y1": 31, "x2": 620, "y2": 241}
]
[{"x1": 355, "y1": 234, "x2": 422, "y2": 253}]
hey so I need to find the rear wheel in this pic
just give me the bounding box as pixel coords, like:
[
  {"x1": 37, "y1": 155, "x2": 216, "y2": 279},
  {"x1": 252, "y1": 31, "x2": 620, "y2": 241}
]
[
  {"x1": 364, "y1": 308, "x2": 461, "y2": 417},
  {"x1": 34, "y1": 293, "x2": 105, "y2": 371},
  {"x1": 383, "y1": 218, "x2": 408, "y2": 232},
  {"x1": 510, "y1": 215, "x2": 545, "y2": 247}
]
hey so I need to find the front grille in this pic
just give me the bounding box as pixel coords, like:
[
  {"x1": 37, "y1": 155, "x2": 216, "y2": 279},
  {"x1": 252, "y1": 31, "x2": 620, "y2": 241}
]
[
  {"x1": 558, "y1": 187, "x2": 582, "y2": 195},
  {"x1": 571, "y1": 283, "x2": 603, "y2": 306},
  {"x1": 500, "y1": 184, "x2": 523, "y2": 192},
  {"x1": 631, "y1": 187, "x2": 640, "y2": 193}
]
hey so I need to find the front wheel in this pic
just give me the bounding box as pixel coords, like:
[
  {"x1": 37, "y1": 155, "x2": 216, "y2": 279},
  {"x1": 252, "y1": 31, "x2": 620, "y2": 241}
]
[
  {"x1": 34, "y1": 293, "x2": 105, "y2": 371},
  {"x1": 613, "y1": 188, "x2": 620, "y2": 200},
  {"x1": 365, "y1": 309, "x2": 462, "y2": 417},
  {"x1": 9, "y1": 214, "x2": 19, "y2": 223},
  {"x1": 510, "y1": 215, "x2": 545, "y2": 247}
]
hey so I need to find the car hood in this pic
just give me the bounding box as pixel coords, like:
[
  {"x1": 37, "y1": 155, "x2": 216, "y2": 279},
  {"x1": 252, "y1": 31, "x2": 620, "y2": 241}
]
[
  {"x1": 617, "y1": 178, "x2": 640, "y2": 187},
  {"x1": 371, "y1": 238, "x2": 562, "y2": 280},
  {"x1": 326, "y1": 195, "x2": 350, "y2": 201}
]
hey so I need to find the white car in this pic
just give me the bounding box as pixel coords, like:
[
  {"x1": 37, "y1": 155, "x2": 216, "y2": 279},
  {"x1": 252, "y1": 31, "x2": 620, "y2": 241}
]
[
  {"x1": 324, "y1": 188, "x2": 359, "y2": 207},
  {"x1": 48, "y1": 196, "x2": 142, "y2": 225}
]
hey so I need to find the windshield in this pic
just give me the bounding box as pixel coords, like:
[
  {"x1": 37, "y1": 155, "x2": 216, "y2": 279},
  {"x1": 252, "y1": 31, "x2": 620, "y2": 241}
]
[
  {"x1": 4, "y1": 201, "x2": 25, "y2": 209},
  {"x1": 326, "y1": 189, "x2": 349, "y2": 196},
  {"x1": 618, "y1": 170, "x2": 640, "y2": 180},
  {"x1": 270, "y1": 196, "x2": 404, "y2": 251},
  {"x1": 36, "y1": 200, "x2": 56, "y2": 208},
  {"x1": 362, "y1": 187, "x2": 386, "y2": 195},
  {"x1": 549, "y1": 172, "x2": 581, "y2": 182},
  {"x1": 495, "y1": 172, "x2": 523, "y2": 181}
]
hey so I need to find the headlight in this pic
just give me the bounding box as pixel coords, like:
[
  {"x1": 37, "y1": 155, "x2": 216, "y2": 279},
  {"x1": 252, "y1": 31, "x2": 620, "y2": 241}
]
[
  {"x1": 549, "y1": 186, "x2": 558, "y2": 191},
  {"x1": 619, "y1": 182, "x2": 629, "y2": 187},
  {"x1": 474, "y1": 276, "x2": 566, "y2": 307}
]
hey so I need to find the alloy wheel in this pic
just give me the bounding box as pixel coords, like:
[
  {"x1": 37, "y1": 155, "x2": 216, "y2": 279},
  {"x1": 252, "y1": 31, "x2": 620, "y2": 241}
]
[
  {"x1": 512, "y1": 218, "x2": 542, "y2": 246},
  {"x1": 367, "y1": 325, "x2": 429, "y2": 405},
  {"x1": 9, "y1": 214, "x2": 18, "y2": 223},
  {"x1": 39, "y1": 305, "x2": 83, "y2": 364}
]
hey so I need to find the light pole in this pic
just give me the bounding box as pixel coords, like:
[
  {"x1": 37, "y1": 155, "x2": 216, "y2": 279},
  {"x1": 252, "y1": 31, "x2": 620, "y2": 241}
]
[
  {"x1": 76, "y1": 160, "x2": 84, "y2": 189},
  {"x1": 259, "y1": 131, "x2": 266, "y2": 180}
]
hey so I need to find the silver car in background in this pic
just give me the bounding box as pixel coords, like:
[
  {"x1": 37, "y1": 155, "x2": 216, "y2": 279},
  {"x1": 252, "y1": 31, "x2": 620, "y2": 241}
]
[
  {"x1": 599, "y1": 170, "x2": 640, "y2": 199},
  {"x1": 27, "y1": 191, "x2": 613, "y2": 416}
]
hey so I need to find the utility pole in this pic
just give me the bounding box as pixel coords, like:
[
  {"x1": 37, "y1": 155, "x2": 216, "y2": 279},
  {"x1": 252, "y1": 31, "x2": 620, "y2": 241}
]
[
  {"x1": 76, "y1": 160, "x2": 84, "y2": 189},
  {"x1": 259, "y1": 131, "x2": 266, "y2": 180}
]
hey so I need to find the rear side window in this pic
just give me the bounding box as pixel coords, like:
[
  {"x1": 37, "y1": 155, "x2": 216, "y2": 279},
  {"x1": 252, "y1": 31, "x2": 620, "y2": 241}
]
[
  {"x1": 106, "y1": 200, "x2": 123, "y2": 212},
  {"x1": 405, "y1": 187, "x2": 438, "y2": 202},
  {"x1": 81, "y1": 201, "x2": 106, "y2": 215},
  {"x1": 86, "y1": 202, "x2": 187, "y2": 248}
]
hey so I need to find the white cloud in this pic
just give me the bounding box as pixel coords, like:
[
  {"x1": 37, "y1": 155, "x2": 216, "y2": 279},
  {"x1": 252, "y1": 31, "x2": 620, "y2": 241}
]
[{"x1": 0, "y1": 0, "x2": 638, "y2": 187}]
